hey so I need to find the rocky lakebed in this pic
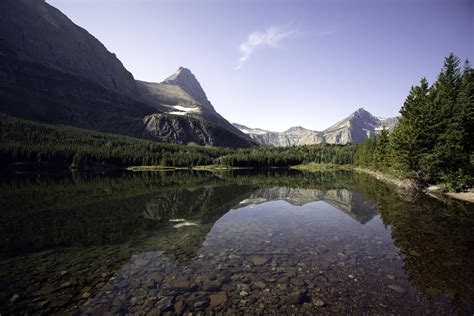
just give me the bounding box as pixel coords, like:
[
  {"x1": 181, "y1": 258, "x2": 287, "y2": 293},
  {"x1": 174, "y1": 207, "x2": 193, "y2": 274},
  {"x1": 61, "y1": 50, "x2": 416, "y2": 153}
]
[{"x1": 1, "y1": 170, "x2": 473, "y2": 314}]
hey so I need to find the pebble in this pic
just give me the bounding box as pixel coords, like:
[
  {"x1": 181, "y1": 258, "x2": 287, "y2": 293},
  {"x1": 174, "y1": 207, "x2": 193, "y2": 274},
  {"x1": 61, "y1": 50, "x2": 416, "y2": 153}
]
[
  {"x1": 209, "y1": 291, "x2": 227, "y2": 308},
  {"x1": 193, "y1": 300, "x2": 209, "y2": 310},
  {"x1": 388, "y1": 285, "x2": 405, "y2": 293},
  {"x1": 312, "y1": 297, "x2": 327, "y2": 307},
  {"x1": 10, "y1": 294, "x2": 20, "y2": 303},
  {"x1": 174, "y1": 299, "x2": 185, "y2": 314},
  {"x1": 250, "y1": 255, "x2": 268, "y2": 266},
  {"x1": 286, "y1": 292, "x2": 304, "y2": 305},
  {"x1": 37, "y1": 286, "x2": 55, "y2": 296}
]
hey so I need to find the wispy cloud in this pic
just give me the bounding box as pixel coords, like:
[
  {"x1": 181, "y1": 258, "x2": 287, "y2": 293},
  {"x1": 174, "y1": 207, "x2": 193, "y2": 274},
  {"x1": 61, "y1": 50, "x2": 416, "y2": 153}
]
[{"x1": 235, "y1": 26, "x2": 297, "y2": 70}]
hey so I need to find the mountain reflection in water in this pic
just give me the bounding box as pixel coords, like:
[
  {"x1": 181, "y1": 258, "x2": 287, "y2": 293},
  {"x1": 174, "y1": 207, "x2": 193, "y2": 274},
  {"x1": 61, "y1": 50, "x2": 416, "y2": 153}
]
[{"x1": 0, "y1": 170, "x2": 472, "y2": 314}]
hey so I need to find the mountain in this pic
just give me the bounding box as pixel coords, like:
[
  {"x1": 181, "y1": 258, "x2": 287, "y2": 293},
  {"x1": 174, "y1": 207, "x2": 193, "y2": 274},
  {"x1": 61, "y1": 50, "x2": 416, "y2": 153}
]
[
  {"x1": 323, "y1": 108, "x2": 397, "y2": 144},
  {"x1": 234, "y1": 108, "x2": 397, "y2": 146},
  {"x1": 0, "y1": 0, "x2": 254, "y2": 148},
  {"x1": 137, "y1": 67, "x2": 247, "y2": 138}
]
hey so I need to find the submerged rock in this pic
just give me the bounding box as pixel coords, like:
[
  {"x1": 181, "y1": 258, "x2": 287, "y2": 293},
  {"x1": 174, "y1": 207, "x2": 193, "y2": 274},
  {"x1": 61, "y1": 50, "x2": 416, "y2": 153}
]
[
  {"x1": 312, "y1": 297, "x2": 327, "y2": 307},
  {"x1": 209, "y1": 291, "x2": 227, "y2": 308},
  {"x1": 250, "y1": 255, "x2": 268, "y2": 266},
  {"x1": 286, "y1": 292, "x2": 305, "y2": 305},
  {"x1": 388, "y1": 285, "x2": 405, "y2": 293},
  {"x1": 168, "y1": 279, "x2": 197, "y2": 291},
  {"x1": 173, "y1": 299, "x2": 185, "y2": 314},
  {"x1": 9, "y1": 294, "x2": 20, "y2": 303}
]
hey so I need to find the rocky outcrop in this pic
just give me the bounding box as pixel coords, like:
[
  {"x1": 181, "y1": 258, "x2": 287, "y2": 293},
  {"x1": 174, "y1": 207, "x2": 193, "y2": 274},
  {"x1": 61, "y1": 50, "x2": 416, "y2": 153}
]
[
  {"x1": 234, "y1": 108, "x2": 397, "y2": 146},
  {"x1": 141, "y1": 114, "x2": 256, "y2": 147}
]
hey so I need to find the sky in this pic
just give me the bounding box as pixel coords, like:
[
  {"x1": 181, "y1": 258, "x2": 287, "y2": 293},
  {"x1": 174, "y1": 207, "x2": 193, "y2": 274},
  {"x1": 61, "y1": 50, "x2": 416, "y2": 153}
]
[{"x1": 48, "y1": 0, "x2": 473, "y2": 132}]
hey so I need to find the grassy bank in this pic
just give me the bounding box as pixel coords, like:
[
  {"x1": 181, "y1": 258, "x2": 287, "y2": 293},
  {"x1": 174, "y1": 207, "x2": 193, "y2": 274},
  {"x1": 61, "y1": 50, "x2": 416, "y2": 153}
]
[
  {"x1": 126, "y1": 166, "x2": 186, "y2": 171},
  {"x1": 191, "y1": 165, "x2": 251, "y2": 171},
  {"x1": 291, "y1": 163, "x2": 354, "y2": 172},
  {"x1": 126, "y1": 165, "x2": 249, "y2": 172}
]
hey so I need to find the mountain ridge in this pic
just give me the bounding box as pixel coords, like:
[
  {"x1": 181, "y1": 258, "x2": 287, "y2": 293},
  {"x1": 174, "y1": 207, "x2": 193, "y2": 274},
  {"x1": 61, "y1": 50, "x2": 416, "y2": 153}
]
[{"x1": 234, "y1": 108, "x2": 397, "y2": 146}]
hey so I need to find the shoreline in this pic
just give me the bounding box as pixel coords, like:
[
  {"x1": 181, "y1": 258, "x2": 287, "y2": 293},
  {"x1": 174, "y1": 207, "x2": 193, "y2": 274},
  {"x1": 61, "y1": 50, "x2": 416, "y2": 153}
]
[
  {"x1": 425, "y1": 185, "x2": 474, "y2": 203},
  {"x1": 354, "y1": 167, "x2": 474, "y2": 204},
  {"x1": 353, "y1": 167, "x2": 418, "y2": 191}
]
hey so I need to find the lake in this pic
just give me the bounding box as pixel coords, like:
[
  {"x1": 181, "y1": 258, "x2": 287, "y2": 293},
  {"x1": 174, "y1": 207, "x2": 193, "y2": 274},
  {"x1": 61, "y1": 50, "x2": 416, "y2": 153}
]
[{"x1": 0, "y1": 169, "x2": 473, "y2": 314}]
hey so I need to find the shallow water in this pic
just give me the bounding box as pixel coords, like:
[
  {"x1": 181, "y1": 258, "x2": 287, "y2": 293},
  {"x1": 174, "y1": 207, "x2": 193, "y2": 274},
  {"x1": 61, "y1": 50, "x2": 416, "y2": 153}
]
[{"x1": 0, "y1": 170, "x2": 473, "y2": 314}]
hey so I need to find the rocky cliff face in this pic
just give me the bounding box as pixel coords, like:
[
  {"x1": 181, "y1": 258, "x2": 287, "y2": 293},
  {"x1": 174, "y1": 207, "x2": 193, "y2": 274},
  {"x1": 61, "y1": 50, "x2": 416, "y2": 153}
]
[
  {"x1": 0, "y1": 0, "x2": 255, "y2": 148},
  {"x1": 234, "y1": 108, "x2": 397, "y2": 146},
  {"x1": 141, "y1": 114, "x2": 256, "y2": 147}
]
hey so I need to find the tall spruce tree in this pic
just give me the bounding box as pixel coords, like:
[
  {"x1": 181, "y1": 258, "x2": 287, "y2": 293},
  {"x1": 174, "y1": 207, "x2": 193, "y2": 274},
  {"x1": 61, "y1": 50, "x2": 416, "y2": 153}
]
[
  {"x1": 373, "y1": 128, "x2": 390, "y2": 170},
  {"x1": 425, "y1": 53, "x2": 466, "y2": 182},
  {"x1": 390, "y1": 78, "x2": 430, "y2": 178},
  {"x1": 458, "y1": 60, "x2": 474, "y2": 157}
]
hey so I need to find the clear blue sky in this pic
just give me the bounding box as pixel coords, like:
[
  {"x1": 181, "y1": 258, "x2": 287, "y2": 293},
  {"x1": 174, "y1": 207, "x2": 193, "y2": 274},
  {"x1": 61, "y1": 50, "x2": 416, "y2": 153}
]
[{"x1": 48, "y1": 0, "x2": 473, "y2": 132}]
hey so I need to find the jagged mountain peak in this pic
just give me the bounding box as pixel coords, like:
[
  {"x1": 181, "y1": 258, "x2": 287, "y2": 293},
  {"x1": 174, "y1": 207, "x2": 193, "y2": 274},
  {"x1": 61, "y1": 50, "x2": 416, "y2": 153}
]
[
  {"x1": 349, "y1": 107, "x2": 375, "y2": 119},
  {"x1": 325, "y1": 108, "x2": 377, "y2": 133},
  {"x1": 161, "y1": 67, "x2": 214, "y2": 111},
  {"x1": 164, "y1": 66, "x2": 193, "y2": 82}
]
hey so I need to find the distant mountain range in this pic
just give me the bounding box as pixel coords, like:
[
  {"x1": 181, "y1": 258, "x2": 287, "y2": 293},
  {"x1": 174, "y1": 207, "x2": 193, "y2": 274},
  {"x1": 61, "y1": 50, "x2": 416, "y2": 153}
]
[
  {"x1": 234, "y1": 108, "x2": 398, "y2": 146},
  {"x1": 0, "y1": 0, "x2": 397, "y2": 148}
]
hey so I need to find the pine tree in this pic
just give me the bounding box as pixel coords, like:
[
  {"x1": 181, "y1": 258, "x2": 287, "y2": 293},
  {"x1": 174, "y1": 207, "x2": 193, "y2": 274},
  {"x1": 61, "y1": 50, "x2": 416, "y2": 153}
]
[
  {"x1": 425, "y1": 53, "x2": 466, "y2": 182},
  {"x1": 458, "y1": 60, "x2": 474, "y2": 155},
  {"x1": 373, "y1": 128, "x2": 390, "y2": 170},
  {"x1": 390, "y1": 78, "x2": 430, "y2": 177}
]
